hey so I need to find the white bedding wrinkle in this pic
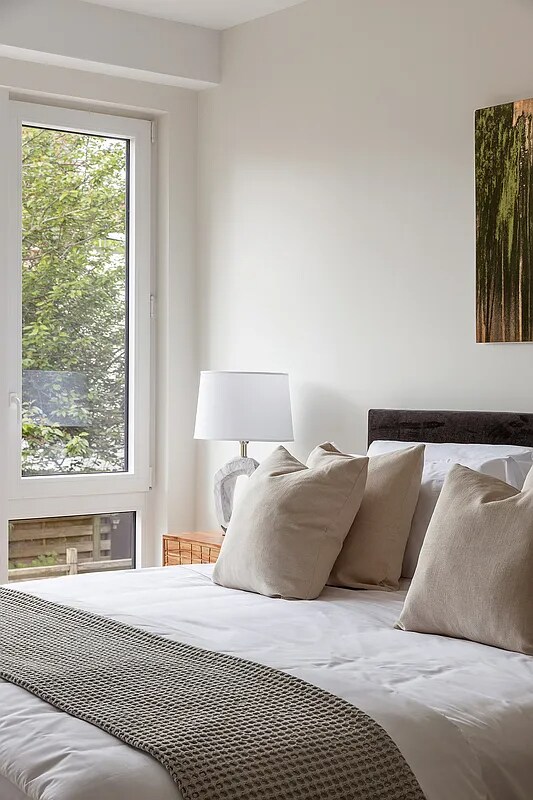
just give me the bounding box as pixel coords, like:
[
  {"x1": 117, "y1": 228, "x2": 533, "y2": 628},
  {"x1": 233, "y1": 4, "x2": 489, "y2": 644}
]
[{"x1": 0, "y1": 565, "x2": 531, "y2": 800}]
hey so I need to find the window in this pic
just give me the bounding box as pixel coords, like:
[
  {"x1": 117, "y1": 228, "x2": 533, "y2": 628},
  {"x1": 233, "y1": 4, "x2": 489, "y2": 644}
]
[
  {"x1": 8, "y1": 512, "x2": 136, "y2": 582},
  {"x1": 21, "y1": 127, "x2": 130, "y2": 477},
  {"x1": 1, "y1": 102, "x2": 152, "y2": 583}
]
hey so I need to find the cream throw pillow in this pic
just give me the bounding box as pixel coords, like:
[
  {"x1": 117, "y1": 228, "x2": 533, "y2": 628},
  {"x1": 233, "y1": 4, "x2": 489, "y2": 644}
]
[
  {"x1": 319, "y1": 444, "x2": 424, "y2": 590},
  {"x1": 212, "y1": 445, "x2": 368, "y2": 600},
  {"x1": 397, "y1": 464, "x2": 533, "y2": 654}
]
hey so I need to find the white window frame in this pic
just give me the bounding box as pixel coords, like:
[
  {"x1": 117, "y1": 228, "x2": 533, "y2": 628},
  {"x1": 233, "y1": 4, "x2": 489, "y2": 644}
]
[{"x1": 6, "y1": 102, "x2": 152, "y2": 501}]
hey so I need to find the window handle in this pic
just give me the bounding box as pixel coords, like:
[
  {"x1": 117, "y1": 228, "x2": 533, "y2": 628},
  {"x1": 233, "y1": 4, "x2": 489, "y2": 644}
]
[{"x1": 9, "y1": 392, "x2": 21, "y2": 420}]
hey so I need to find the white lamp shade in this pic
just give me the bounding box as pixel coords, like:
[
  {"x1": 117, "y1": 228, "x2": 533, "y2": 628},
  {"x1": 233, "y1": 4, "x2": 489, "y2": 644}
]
[{"x1": 194, "y1": 371, "x2": 294, "y2": 443}]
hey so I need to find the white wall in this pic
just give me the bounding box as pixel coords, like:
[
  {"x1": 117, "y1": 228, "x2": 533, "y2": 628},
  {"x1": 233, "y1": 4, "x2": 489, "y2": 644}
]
[
  {"x1": 0, "y1": 57, "x2": 199, "y2": 565},
  {"x1": 197, "y1": 0, "x2": 533, "y2": 528},
  {"x1": 0, "y1": 0, "x2": 219, "y2": 88}
]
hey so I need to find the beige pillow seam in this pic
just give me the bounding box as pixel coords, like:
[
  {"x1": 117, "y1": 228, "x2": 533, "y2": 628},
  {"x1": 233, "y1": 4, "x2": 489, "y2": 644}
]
[
  {"x1": 305, "y1": 526, "x2": 329, "y2": 601},
  {"x1": 305, "y1": 460, "x2": 367, "y2": 601},
  {"x1": 382, "y1": 460, "x2": 424, "y2": 590}
]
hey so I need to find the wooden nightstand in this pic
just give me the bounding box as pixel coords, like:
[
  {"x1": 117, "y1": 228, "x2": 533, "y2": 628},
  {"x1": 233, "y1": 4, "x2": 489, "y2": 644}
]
[{"x1": 163, "y1": 532, "x2": 224, "y2": 566}]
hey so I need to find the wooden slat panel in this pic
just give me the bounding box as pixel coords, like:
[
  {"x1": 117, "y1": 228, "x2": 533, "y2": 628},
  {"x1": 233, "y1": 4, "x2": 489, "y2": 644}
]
[
  {"x1": 10, "y1": 525, "x2": 91, "y2": 540},
  {"x1": 8, "y1": 558, "x2": 132, "y2": 582},
  {"x1": 9, "y1": 541, "x2": 111, "y2": 559},
  {"x1": 10, "y1": 518, "x2": 111, "y2": 533},
  {"x1": 9, "y1": 515, "x2": 113, "y2": 571},
  {"x1": 92, "y1": 516, "x2": 101, "y2": 561},
  {"x1": 11, "y1": 515, "x2": 111, "y2": 527},
  {"x1": 10, "y1": 529, "x2": 112, "y2": 541},
  {"x1": 78, "y1": 559, "x2": 132, "y2": 574}
]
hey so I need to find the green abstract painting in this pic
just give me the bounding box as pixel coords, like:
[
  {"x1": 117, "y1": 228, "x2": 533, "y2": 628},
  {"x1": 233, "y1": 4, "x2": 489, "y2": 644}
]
[{"x1": 476, "y1": 99, "x2": 533, "y2": 342}]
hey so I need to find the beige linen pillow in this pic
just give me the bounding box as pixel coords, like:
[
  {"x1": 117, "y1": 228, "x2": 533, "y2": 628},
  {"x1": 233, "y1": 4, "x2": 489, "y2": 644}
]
[
  {"x1": 319, "y1": 444, "x2": 424, "y2": 590},
  {"x1": 397, "y1": 464, "x2": 533, "y2": 654},
  {"x1": 212, "y1": 445, "x2": 368, "y2": 600}
]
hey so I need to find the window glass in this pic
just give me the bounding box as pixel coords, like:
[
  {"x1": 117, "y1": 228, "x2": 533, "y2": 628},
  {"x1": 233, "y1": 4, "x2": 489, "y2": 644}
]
[
  {"x1": 8, "y1": 512, "x2": 135, "y2": 582},
  {"x1": 21, "y1": 126, "x2": 129, "y2": 476}
]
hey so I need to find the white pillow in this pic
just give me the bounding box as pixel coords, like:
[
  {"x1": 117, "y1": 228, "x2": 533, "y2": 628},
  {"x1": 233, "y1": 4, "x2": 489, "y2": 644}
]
[
  {"x1": 367, "y1": 440, "x2": 533, "y2": 485},
  {"x1": 367, "y1": 440, "x2": 533, "y2": 578},
  {"x1": 367, "y1": 440, "x2": 533, "y2": 459}
]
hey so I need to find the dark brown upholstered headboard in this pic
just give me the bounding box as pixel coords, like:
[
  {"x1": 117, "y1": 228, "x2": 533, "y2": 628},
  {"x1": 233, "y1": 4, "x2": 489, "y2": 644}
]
[{"x1": 368, "y1": 409, "x2": 533, "y2": 448}]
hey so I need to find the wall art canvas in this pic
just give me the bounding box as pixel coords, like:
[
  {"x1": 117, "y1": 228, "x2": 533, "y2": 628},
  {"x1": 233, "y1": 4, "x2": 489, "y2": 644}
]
[{"x1": 476, "y1": 99, "x2": 533, "y2": 342}]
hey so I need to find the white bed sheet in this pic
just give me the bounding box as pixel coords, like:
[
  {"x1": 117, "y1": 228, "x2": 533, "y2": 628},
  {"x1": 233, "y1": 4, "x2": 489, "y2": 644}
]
[
  {"x1": 1, "y1": 565, "x2": 532, "y2": 800},
  {"x1": 0, "y1": 775, "x2": 28, "y2": 800}
]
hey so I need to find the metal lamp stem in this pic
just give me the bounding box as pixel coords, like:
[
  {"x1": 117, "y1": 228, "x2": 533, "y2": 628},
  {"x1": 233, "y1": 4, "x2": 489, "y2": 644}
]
[{"x1": 240, "y1": 441, "x2": 249, "y2": 458}]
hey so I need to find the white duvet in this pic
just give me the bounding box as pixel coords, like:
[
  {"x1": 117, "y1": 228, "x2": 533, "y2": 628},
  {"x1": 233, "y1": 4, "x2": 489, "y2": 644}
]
[{"x1": 0, "y1": 565, "x2": 532, "y2": 800}]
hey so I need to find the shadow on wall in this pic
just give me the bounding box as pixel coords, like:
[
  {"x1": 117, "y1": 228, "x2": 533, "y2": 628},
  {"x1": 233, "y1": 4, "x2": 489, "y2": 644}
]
[{"x1": 295, "y1": 382, "x2": 367, "y2": 458}]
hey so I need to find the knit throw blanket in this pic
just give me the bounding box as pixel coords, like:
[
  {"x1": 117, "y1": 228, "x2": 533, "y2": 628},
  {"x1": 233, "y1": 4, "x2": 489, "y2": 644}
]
[{"x1": 0, "y1": 588, "x2": 425, "y2": 800}]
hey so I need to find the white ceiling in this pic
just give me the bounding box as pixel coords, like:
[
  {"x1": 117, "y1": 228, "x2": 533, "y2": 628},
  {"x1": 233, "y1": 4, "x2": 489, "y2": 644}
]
[{"x1": 82, "y1": 0, "x2": 306, "y2": 30}]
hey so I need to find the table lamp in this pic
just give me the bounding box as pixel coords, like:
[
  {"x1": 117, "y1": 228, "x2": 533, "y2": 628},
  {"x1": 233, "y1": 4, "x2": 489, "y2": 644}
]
[{"x1": 194, "y1": 371, "x2": 294, "y2": 530}]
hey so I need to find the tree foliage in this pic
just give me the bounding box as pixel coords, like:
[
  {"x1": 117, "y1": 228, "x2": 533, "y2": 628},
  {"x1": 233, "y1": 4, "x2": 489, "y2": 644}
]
[{"x1": 21, "y1": 127, "x2": 128, "y2": 475}]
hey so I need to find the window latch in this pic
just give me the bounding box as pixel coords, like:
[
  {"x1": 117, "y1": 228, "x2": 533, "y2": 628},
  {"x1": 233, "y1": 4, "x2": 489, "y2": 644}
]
[{"x1": 9, "y1": 392, "x2": 21, "y2": 421}]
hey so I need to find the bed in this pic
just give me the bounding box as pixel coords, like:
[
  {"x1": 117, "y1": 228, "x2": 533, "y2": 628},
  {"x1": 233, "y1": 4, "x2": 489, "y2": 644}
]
[{"x1": 1, "y1": 409, "x2": 532, "y2": 800}]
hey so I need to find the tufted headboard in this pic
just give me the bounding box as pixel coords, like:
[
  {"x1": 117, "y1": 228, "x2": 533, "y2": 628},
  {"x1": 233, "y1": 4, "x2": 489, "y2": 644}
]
[{"x1": 368, "y1": 409, "x2": 533, "y2": 449}]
